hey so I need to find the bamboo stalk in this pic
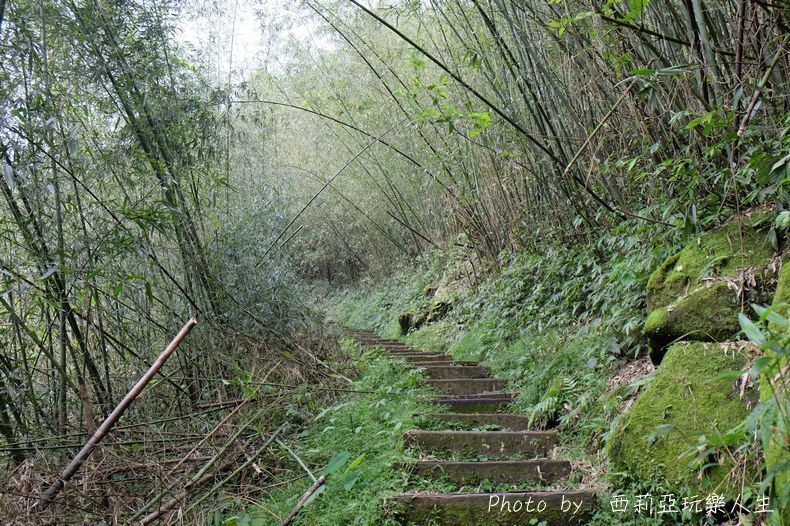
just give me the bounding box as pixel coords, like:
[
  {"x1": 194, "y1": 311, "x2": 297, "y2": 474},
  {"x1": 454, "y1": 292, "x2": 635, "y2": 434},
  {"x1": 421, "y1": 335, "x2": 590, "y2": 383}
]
[
  {"x1": 278, "y1": 475, "x2": 327, "y2": 526},
  {"x1": 737, "y1": 42, "x2": 786, "y2": 137},
  {"x1": 34, "y1": 319, "x2": 197, "y2": 510}
]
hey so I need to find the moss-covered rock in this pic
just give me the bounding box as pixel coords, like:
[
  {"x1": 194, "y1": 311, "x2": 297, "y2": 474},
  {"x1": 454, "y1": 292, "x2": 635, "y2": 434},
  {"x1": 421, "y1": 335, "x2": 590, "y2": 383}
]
[
  {"x1": 398, "y1": 283, "x2": 457, "y2": 334},
  {"x1": 644, "y1": 282, "x2": 742, "y2": 363},
  {"x1": 644, "y1": 211, "x2": 777, "y2": 362},
  {"x1": 607, "y1": 341, "x2": 759, "y2": 495},
  {"x1": 770, "y1": 261, "x2": 790, "y2": 319}
]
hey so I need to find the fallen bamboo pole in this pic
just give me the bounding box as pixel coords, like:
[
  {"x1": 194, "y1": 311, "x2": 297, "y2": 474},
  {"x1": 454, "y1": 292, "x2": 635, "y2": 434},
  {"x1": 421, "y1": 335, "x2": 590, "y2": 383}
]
[
  {"x1": 35, "y1": 318, "x2": 198, "y2": 510},
  {"x1": 278, "y1": 475, "x2": 327, "y2": 526}
]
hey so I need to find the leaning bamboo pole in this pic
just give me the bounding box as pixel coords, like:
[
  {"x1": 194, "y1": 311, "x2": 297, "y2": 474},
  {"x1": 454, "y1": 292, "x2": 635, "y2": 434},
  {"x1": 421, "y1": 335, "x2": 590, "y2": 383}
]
[{"x1": 34, "y1": 318, "x2": 198, "y2": 510}]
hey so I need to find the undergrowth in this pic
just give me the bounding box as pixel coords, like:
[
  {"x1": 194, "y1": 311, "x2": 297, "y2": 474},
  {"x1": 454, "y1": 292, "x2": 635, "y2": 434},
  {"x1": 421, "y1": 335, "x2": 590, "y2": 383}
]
[
  {"x1": 223, "y1": 340, "x2": 438, "y2": 525},
  {"x1": 304, "y1": 216, "x2": 787, "y2": 524},
  {"x1": 321, "y1": 219, "x2": 788, "y2": 524}
]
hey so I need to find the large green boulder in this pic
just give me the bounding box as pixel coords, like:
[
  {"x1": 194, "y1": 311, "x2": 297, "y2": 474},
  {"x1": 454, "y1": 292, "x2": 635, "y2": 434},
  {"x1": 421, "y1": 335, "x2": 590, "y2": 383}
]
[
  {"x1": 645, "y1": 211, "x2": 777, "y2": 363},
  {"x1": 770, "y1": 260, "x2": 790, "y2": 321},
  {"x1": 608, "y1": 341, "x2": 759, "y2": 495}
]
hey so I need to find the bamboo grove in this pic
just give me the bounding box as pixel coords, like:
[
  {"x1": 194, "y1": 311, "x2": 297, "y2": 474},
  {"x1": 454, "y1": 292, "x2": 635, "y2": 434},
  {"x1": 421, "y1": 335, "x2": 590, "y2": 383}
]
[
  {"x1": 1, "y1": 0, "x2": 339, "y2": 518},
  {"x1": 0, "y1": 0, "x2": 787, "y2": 522},
  {"x1": 240, "y1": 0, "x2": 787, "y2": 274}
]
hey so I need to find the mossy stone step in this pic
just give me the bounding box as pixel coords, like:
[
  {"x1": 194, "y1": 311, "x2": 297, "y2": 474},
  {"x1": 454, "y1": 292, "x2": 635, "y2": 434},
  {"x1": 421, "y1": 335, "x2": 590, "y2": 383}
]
[
  {"x1": 365, "y1": 345, "x2": 417, "y2": 351},
  {"x1": 428, "y1": 412, "x2": 532, "y2": 430},
  {"x1": 386, "y1": 351, "x2": 444, "y2": 356},
  {"x1": 422, "y1": 365, "x2": 489, "y2": 379},
  {"x1": 390, "y1": 352, "x2": 437, "y2": 358},
  {"x1": 407, "y1": 459, "x2": 572, "y2": 484},
  {"x1": 388, "y1": 490, "x2": 594, "y2": 525},
  {"x1": 403, "y1": 430, "x2": 557, "y2": 457},
  {"x1": 431, "y1": 395, "x2": 515, "y2": 413},
  {"x1": 403, "y1": 356, "x2": 454, "y2": 369},
  {"x1": 411, "y1": 360, "x2": 478, "y2": 367},
  {"x1": 424, "y1": 378, "x2": 509, "y2": 396}
]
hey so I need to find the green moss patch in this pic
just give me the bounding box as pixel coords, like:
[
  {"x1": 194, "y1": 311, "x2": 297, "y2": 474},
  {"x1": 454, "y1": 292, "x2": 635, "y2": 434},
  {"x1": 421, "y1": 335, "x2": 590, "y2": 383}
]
[
  {"x1": 762, "y1": 262, "x2": 789, "y2": 524},
  {"x1": 646, "y1": 211, "x2": 775, "y2": 311},
  {"x1": 771, "y1": 261, "x2": 790, "y2": 319},
  {"x1": 607, "y1": 341, "x2": 758, "y2": 495},
  {"x1": 644, "y1": 211, "x2": 777, "y2": 361},
  {"x1": 644, "y1": 282, "x2": 741, "y2": 362}
]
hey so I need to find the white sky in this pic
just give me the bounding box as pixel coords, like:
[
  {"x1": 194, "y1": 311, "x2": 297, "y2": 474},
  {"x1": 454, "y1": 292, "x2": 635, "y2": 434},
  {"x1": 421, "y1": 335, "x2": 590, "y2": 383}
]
[{"x1": 175, "y1": 0, "x2": 335, "y2": 86}]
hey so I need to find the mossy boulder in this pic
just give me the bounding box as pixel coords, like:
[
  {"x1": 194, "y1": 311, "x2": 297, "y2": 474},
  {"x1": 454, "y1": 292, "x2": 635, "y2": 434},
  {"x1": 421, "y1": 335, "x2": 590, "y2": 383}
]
[
  {"x1": 644, "y1": 282, "x2": 742, "y2": 363},
  {"x1": 770, "y1": 261, "x2": 790, "y2": 322},
  {"x1": 607, "y1": 341, "x2": 759, "y2": 495},
  {"x1": 645, "y1": 210, "x2": 777, "y2": 363},
  {"x1": 398, "y1": 311, "x2": 427, "y2": 335}
]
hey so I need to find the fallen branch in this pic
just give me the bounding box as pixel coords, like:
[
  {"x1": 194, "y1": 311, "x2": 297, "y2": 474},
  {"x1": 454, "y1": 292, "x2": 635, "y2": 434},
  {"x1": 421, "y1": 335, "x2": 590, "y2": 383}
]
[
  {"x1": 129, "y1": 408, "x2": 262, "y2": 523},
  {"x1": 34, "y1": 319, "x2": 197, "y2": 510},
  {"x1": 139, "y1": 424, "x2": 285, "y2": 525},
  {"x1": 278, "y1": 475, "x2": 327, "y2": 526}
]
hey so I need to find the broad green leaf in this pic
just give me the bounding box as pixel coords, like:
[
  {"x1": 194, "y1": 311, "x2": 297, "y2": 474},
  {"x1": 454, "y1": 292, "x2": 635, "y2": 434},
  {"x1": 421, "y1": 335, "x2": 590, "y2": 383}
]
[
  {"x1": 647, "y1": 424, "x2": 674, "y2": 445},
  {"x1": 319, "y1": 451, "x2": 350, "y2": 476},
  {"x1": 343, "y1": 471, "x2": 360, "y2": 490},
  {"x1": 345, "y1": 453, "x2": 365, "y2": 473},
  {"x1": 739, "y1": 314, "x2": 765, "y2": 346}
]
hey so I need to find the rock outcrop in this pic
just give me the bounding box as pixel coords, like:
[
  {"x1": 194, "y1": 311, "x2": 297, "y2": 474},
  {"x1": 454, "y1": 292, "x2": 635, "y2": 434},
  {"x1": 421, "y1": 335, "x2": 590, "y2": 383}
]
[
  {"x1": 644, "y1": 210, "x2": 778, "y2": 364},
  {"x1": 607, "y1": 341, "x2": 760, "y2": 495}
]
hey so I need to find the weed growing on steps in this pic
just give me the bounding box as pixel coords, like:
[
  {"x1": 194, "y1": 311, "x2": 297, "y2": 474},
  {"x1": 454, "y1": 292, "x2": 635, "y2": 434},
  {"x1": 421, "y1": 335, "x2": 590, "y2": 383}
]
[{"x1": 227, "y1": 340, "x2": 438, "y2": 526}]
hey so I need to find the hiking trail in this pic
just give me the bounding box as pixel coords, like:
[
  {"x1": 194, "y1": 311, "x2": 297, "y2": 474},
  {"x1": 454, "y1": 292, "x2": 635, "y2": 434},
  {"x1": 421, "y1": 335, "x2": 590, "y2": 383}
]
[{"x1": 343, "y1": 327, "x2": 596, "y2": 525}]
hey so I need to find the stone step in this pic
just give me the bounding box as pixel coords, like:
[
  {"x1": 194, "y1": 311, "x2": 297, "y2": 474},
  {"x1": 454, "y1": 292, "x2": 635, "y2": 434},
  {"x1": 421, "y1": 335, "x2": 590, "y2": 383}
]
[
  {"x1": 403, "y1": 430, "x2": 557, "y2": 457},
  {"x1": 407, "y1": 459, "x2": 572, "y2": 484},
  {"x1": 432, "y1": 396, "x2": 514, "y2": 413},
  {"x1": 388, "y1": 490, "x2": 595, "y2": 525},
  {"x1": 422, "y1": 365, "x2": 489, "y2": 379},
  {"x1": 366, "y1": 347, "x2": 420, "y2": 353},
  {"x1": 411, "y1": 360, "x2": 479, "y2": 367},
  {"x1": 428, "y1": 412, "x2": 532, "y2": 430},
  {"x1": 393, "y1": 351, "x2": 448, "y2": 357},
  {"x1": 410, "y1": 360, "x2": 459, "y2": 367},
  {"x1": 394, "y1": 354, "x2": 451, "y2": 362},
  {"x1": 424, "y1": 378, "x2": 509, "y2": 396}
]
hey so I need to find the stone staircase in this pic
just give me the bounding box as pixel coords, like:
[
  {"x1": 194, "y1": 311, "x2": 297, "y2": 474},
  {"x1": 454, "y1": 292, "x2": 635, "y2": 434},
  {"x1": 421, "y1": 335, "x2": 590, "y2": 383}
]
[{"x1": 343, "y1": 327, "x2": 595, "y2": 525}]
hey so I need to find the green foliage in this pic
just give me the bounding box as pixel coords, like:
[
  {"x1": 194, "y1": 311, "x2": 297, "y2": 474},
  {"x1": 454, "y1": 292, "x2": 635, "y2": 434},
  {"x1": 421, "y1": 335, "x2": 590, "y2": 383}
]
[
  {"x1": 328, "y1": 220, "x2": 674, "y2": 457},
  {"x1": 736, "y1": 305, "x2": 789, "y2": 525},
  {"x1": 450, "y1": 220, "x2": 673, "y2": 355}
]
